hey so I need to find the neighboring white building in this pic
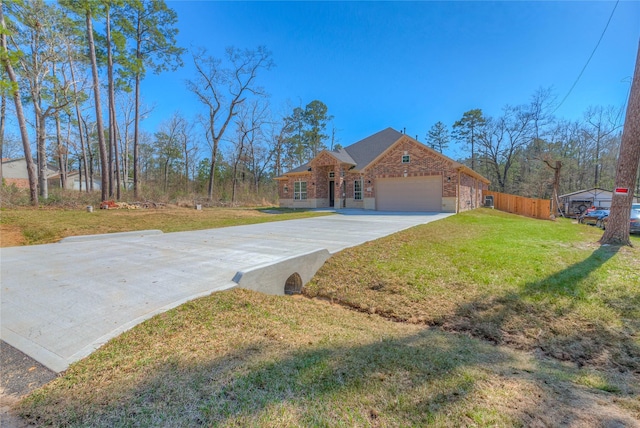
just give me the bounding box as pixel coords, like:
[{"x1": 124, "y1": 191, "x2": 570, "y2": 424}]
[
  {"x1": 2, "y1": 158, "x2": 101, "y2": 191},
  {"x1": 64, "y1": 171, "x2": 102, "y2": 191},
  {"x1": 559, "y1": 188, "x2": 639, "y2": 216},
  {"x1": 1, "y1": 158, "x2": 59, "y2": 188}
]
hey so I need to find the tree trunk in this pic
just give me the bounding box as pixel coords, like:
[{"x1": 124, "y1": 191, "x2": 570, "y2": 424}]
[
  {"x1": 68, "y1": 51, "x2": 90, "y2": 192},
  {"x1": 36, "y1": 111, "x2": 48, "y2": 199},
  {"x1": 53, "y1": 62, "x2": 66, "y2": 189},
  {"x1": 86, "y1": 9, "x2": 109, "y2": 201},
  {"x1": 106, "y1": 6, "x2": 115, "y2": 198},
  {"x1": 231, "y1": 150, "x2": 242, "y2": 204},
  {"x1": 544, "y1": 159, "x2": 562, "y2": 217},
  {"x1": 0, "y1": 76, "x2": 4, "y2": 180},
  {"x1": 81, "y1": 116, "x2": 94, "y2": 192},
  {"x1": 1, "y1": 9, "x2": 37, "y2": 204},
  {"x1": 133, "y1": 12, "x2": 142, "y2": 199},
  {"x1": 207, "y1": 121, "x2": 218, "y2": 201},
  {"x1": 183, "y1": 133, "x2": 189, "y2": 191},
  {"x1": 600, "y1": 41, "x2": 640, "y2": 246},
  {"x1": 114, "y1": 118, "x2": 121, "y2": 199},
  {"x1": 55, "y1": 110, "x2": 66, "y2": 189}
]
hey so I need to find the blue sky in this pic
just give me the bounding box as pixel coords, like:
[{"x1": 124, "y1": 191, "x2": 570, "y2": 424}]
[{"x1": 142, "y1": 1, "x2": 639, "y2": 159}]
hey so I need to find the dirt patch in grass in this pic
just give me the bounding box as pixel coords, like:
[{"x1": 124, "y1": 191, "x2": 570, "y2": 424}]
[
  {"x1": 0, "y1": 224, "x2": 25, "y2": 247},
  {"x1": 12, "y1": 290, "x2": 640, "y2": 427}
]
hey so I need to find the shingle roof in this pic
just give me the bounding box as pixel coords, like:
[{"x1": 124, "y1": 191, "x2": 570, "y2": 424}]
[
  {"x1": 285, "y1": 148, "x2": 356, "y2": 174},
  {"x1": 343, "y1": 127, "x2": 403, "y2": 170},
  {"x1": 280, "y1": 127, "x2": 403, "y2": 176},
  {"x1": 331, "y1": 148, "x2": 356, "y2": 165},
  {"x1": 288, "y1": 161, "x2": 312, "y2": 174}
]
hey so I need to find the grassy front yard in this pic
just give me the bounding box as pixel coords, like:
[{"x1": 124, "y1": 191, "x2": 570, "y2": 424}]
[
  {"x1": 306, "y1": 209, "x2": 640, "y2": 374},
  {"x1": 0, "y1": 206, "x2": 331, "y2": 246},
  {"x1": 13, "y1": 209, "x2": 640, "y2": 426}
]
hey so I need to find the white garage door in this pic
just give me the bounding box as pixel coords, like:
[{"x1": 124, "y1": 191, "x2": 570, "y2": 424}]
[{"x1": 376, "y1": 176, "x2": 442, "y2": 211}]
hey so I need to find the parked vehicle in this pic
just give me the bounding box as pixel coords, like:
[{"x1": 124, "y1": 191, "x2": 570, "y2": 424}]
[
  {"x1": 631, "y1": 209, "x2": 640, "y2": 234},
  {"x1": 596, "y1": 215, "x2": 608, "y2": 229},
  {"x1": 600, "y1": 208, "x2": 640, "y2": 234},
  {"x1": 580, "y1": 209, "x2": 609, "y2": 226}
]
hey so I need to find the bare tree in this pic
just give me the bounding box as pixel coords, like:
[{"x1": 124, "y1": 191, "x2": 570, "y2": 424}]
[
  {"x1": 478, "y1": 105, "x2": 533, "y2": 192},
  {"x1": 154, "y1": 113, "x2": 185, "y2": 192},
  {"x1": 84, "y1": 6, "x2": 108, "y2": 200},
  {"x1": 186, "y1": 46, "x2": 273, "y2": 201},
  {"x1": 583, "y1": 105, "x2": 622, "y2": 188},
  {"x1": 62, "y1": 31, "x2": 92, "y2": 192},
  {"x1": 543, "y1": 158, "x2": 562, "y2": 217},
  {"x1": 1, "y1": 5, "x2": 38, "y2": 204},
  {"x1": 178, "y1": 116, "x2": 197, "y2": 191},
  {"x1": 529, "y1": 87, "x2": 557, "y2": 142},
  {"x1": 231, "y1": 100, "x2": 268, "y2": 202},
  {"x1": 600, "y1": 41, "x2": 640, "y2": 246},
  {"x1": 248, "y1": 121, "x2": 276, "y2": 192},
  {"x1": 9, "y1": 1, "x2": 73, "y2": 199},
  {"x1": 0, "y1": 66, "x2": 5, "y2": 180}
]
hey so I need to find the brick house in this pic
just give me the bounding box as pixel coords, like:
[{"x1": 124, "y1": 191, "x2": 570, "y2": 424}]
[
  {"x1": 275, "y1": 127, "x2": 490, "y2": 212},
  {"x1": 1, "y1": 158, "x2": 59, "y2": 189}
]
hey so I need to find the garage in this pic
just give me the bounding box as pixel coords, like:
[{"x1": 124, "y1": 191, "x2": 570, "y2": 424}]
[{"x1": 376, "y1": 176, "x2": 442, "y2": 211}]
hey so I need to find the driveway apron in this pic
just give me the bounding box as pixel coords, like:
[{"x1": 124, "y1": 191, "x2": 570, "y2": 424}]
[{"x1": 0, "y1": 210, "x2": 453, "y2": 372}]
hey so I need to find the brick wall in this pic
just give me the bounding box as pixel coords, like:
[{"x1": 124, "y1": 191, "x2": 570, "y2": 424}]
[
  {"x1": 458, "y1": 173, "x2": 489, "y2": 212},
  {"x1": 365, "y1": 137, "x2": 460, "y2": 198},
  {"x1": 2, "y1": 178, "x2": 30, "y2": 189}
]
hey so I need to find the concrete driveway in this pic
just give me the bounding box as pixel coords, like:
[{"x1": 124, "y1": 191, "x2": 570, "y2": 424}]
[{"x1": 0, "y1": 210, "x2": 453, "y2": 372}]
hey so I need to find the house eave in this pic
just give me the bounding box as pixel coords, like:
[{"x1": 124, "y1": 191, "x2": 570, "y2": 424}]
[{"x1": 457, "y1": 165, "x2": 490, "y2": 184}]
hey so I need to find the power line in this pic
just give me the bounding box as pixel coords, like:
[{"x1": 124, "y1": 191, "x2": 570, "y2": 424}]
[{"x1": 552, "y1": 0, "x2": 620, "y2": 114}]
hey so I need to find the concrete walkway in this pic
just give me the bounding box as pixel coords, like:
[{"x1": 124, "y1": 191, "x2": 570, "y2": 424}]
[{"x1": 0, "y1": 210, "x2": 453, "y2": 372}]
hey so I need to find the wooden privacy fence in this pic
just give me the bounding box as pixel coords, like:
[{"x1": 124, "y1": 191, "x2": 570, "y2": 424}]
[{"x1": 484, "y1": 191, "x2": 551, "y2": 220}]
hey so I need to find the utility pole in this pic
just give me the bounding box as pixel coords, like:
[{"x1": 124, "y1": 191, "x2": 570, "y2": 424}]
[{"x1": 600, "y1": 40, "x2": 640, "y2": 246}]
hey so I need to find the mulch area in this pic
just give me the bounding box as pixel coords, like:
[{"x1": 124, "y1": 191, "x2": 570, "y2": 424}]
[{"x1": 1, "y1": 341, "x2": 57, "y2": 427}]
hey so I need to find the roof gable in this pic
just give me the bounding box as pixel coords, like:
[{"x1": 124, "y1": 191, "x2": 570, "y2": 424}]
[
  {"x1": 312, "y1": 149, "x2": 355, "y2": 167},
  {"x1": 342, "y1": 127, "x2": 403, "y2": 170}
]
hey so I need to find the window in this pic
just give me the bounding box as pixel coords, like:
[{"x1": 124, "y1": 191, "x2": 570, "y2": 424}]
[
  {"x1": 354, "y1": 179, "x2": 363, "y2": 200},
  {"x1": 294, "y1": 181, "x2": 307, "y2": 200},
  {"x1": 328, "y1": 171, "x2": 335, "y2": 178},
  {"x1": 402, "y1": 154, "x2": 410, "y2": 163}
]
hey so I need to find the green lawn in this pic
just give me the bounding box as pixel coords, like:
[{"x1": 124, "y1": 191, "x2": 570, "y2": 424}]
[
  {"x1": 0, "y1": 206, "x2": 331, "y2": 246},
  {"x1": 306, "y1": 209, "x2": 640, "y2": 373},
  {"x1": 14, "y1": 209, "x2": 640, "y2": 426}
]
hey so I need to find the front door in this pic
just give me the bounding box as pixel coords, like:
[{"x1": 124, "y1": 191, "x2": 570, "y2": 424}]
[{"x1": 329, "y1": 180, "x2": 335, "y2": 207}]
